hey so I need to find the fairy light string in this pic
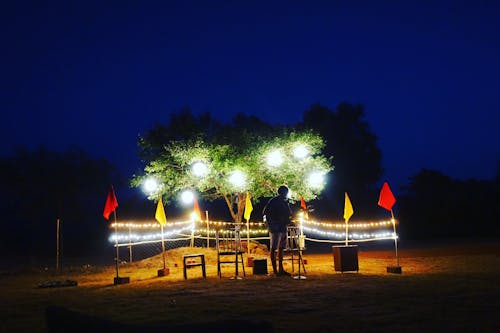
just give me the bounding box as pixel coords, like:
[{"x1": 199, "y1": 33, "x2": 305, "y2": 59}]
[{"x1": 109, "y1": 218, "x2": 397, "y2": 245}]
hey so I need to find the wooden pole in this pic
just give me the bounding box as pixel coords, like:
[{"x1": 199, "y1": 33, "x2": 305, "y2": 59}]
[
  {"x1": 114, "y1": 211, "x2": 119, "y2": 279},
  {"x1": 161, "y1": 224, "x2": 166, "y2": 270},
  {"x1": 344, "y1": 219, "x2": 349, "y2": 246},
  {"x1": 190, "y1": 216, "x2": 195, "y2": 247},
  {"x1": 246, "y1": 218, "x2": 250, "y2": 255},
  {"x1": 56, "y1": 218, "x2": 60, "y2": 271},
  {"x1": 299, "y1": 215, "x2": 305, "y2": 248},
  {"x1": 391, "y1": 210, "x2": 399, "y2": 266},
  {"x1": 205, "y1": 210, "x2": 210, "y2": 248},
  {"x1": 128, "y1": 225, "x2": 133, "y2": 263}
]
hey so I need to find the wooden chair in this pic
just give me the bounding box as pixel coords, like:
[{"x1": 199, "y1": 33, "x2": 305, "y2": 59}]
[
  {"x1": 215, "y1": 225, "x2": 246, "y2": 279},
  {"x1": 283, "y1": 225, "x2": 306, "y2": 278},
  {"x1": 182, "y1": 254, "x2": 206, "y2": 279}
]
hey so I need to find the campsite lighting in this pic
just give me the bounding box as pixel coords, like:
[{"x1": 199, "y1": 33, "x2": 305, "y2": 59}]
[
  {"x1": 307, "y1": 171, "x2": 325, "y2": 189},
  {"x1": 108, "y1": 218, "x2": 396, "y2": 245},
  {"x1": 191, "y1": 161, "x2": 208, "y2": 177},
  {"x1": 142, "y1": 177, "x2": 158, "y2": 194},
  {"x1": 180, "y1": 190, "x2": 194, "y2": 205},
  {"x1": 293, "y1": 144, "x2": 309, "y2": 159},
  {"x1": 266, "y1": 149, "x2": 283, "y2": 167},
  {"x1": 228, "y1": 170, "x2": 246, "y2": 189},
  {"x1": 112, "y1": 220, "x2": 266, "y2": 229}
]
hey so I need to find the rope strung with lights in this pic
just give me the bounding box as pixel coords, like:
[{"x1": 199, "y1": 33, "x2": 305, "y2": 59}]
[{"x1": 109, "y1": 218, "x2": 398, "y2": 246}]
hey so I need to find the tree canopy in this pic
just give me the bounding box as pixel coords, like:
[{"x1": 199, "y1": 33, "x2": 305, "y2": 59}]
[
  {"x1": 299, "y1": 102, "x2": 383, "y2": 216},
  {"x1": 133, "y1": 113, "x2": 333, "y2": 222},
  {"x1": 0, "y1": 145, "x2": 118, "y2": 256},
  {"x1": 398, "y1": 168, "x2": 499, "y2": 239}
]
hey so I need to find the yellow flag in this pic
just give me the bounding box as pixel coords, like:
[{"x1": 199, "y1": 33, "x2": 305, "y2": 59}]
[
  {"x1": 343, "y1": 192, "x2": 354, "y2": 222},
  {"x1": 155, "y1": 197, "x2": 167, "y2": 226},
  {"x1": 244, "y1": 192, "x2": 253, "y2": 221}
]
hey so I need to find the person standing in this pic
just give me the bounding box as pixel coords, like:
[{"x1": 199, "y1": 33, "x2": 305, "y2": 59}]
[{"x1": 263, "y1": 185, "x2": 292, "y2": 276}]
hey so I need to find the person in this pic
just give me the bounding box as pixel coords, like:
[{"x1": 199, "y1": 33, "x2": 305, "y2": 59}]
[{"x1": 262, "y1": 185, "x2": 293, "y2": 276}]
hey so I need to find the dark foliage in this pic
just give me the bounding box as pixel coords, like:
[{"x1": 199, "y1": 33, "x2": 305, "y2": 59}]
[
  {"x1": 398, "y1": 168, "x2": 500, "y2": 239},
  {"x1": 138, "y1": 107, "x2": 223, "y2": 160},
  {"x1": 298, "y1": 102, "x2": 384, "y2": 218},
  {"x1": 0, "y1": 145, "x2": 120, "y2": 258},
  {"x1": 138, "y1": 105, "x2": 384, "y2": 220}
]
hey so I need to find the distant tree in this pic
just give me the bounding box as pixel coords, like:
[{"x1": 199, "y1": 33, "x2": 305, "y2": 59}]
[
  {"x1": 0, "y1": 145, "x2": 118, "y2": 256},
  {"x1": 398, "y1": 168, "x2": 499, "y2": 239},
  {"x1": 298, "y1": 102, "x2": 383, "y2": 217},
  {"x1": 133, "y1": 112, "x2": 333, "y2": 222}
]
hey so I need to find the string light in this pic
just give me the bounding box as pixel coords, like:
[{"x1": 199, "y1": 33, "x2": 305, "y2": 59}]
[
  {"x1": 300, "y1": 219, "x2": 395, "y2": 229},
  {"x1": 111, "y1": 220, "x2": 266, "y2": 230},
  {"x1": 109, "y1": 218, "x2": 398, "y2": 245}
]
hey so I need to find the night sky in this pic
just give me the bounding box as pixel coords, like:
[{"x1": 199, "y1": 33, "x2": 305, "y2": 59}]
[{"x1": 2, "y1": 0, "x2": 499, "y2": 193}]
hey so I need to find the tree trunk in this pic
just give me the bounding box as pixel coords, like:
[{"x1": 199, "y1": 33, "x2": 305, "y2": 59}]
[
  {"x1": 222, "y1": 193, "x2": 247, "y2": 223},
  {"x1": 235, "y1": 193, "x2": 246, "y2": 223}
]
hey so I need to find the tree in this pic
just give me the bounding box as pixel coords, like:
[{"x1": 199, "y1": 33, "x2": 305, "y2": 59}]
[
  {"x1": 398, "y1": 168, "x2": 499, "y2": 239},
  {"x1": 138, "y1": 107, "x2": 222, "y2": 161},
  {"x1": 0, "y1": 145, "x2": 119, "y2": 256},
  {"x1": 299, "y1": 102, "x2": 383, "y2": 216},
  {"x1": 133, "y1": 117, "x2": 333, "y2": 223}
]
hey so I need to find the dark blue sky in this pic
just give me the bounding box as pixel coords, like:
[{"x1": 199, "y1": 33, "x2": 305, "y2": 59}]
[{"x1": 2, "y1": 0, "x2": 499, "y2": 192}]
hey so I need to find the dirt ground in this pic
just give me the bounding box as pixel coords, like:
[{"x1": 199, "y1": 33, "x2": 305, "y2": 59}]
[{"x1": 1, "y1": 240, "x2": 499, "y2": 332}]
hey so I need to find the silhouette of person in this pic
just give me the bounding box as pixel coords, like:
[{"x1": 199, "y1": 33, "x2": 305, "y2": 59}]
[{"x1": 263, "y1": 185, "x2": 292, "y2": 276}]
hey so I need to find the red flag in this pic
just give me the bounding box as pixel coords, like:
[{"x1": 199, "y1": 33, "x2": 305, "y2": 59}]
[
  {"x1": 300, "y1": 197, "x2": 307, "y2": 210},
  {"x1": 378, "y1": 181, "x2": 396, "y2": 211},
  {"x1": 300, "y1": 197, "x2": 309, "y2": 219},
  {"x1": 193, "y1": 196, "x2": 202, "y2": 221},
  {"x1": 103, "y1": 185, "x2": 118, "y2": 220}
]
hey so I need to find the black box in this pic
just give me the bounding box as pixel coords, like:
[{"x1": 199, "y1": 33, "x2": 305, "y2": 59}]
[
  {"x1": 113, "y1": 276, "x2": 130, "y2": 285},
  {"x1": 253, "y1": 259, "x2": 268, "y2": 275},
  {"x1": 332, "y1": 245, "x2": 359, "y2": 272}
]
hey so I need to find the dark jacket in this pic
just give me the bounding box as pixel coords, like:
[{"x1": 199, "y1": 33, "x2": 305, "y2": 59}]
[{"x1": 263, "y1": 195, "x2": 292, "y2": 233}]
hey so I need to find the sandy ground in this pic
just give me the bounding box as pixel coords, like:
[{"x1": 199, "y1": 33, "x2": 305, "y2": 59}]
[{"x1": 1, "y1": 240, "x2": 499, "y2": 332}]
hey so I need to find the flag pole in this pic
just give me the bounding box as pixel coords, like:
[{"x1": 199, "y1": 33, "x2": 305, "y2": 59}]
[
  {"x1": 344, "y1": 219, "x2": 349, "y2": 246},
  {"x1": 56, "y1": 218, "x2": 60, "y2": 272},
  {"x1": 161, "y1": 224, "x2": 166, "y2": 270},
  {"x1": 243, "y1": 192, "x2": 253, "y2": 256},
  {"x1": 113, "y1": 211, "x2": 119, "y2": 280},
  {"x1": 246, "y1": 217, "x2": 250, "y2": 255},
  {"x1": 190, "y1": 215, "x2": 195, "y2": 247},
  {"x1": 155, "y1": 197, "x2": 169, "y2": 277},
  {"x1": 391, "y1": 209, "x2": 399, "y2": 267}
]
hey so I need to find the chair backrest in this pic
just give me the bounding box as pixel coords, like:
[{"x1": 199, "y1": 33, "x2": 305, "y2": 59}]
[
  {"x1": 216, "y1": 225, "x2": 243, "y2": 254},
  {"x1": 286, "y1": 225, "x2": 305, "y2": 250}
]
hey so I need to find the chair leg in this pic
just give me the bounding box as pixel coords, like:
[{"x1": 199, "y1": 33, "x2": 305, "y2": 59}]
[
  {"x1": 183, "y1": 257, "x2": 187, "y2": 279},
  {"x1": 201, "y1": 255, "x2": 206, "y2": 279},
  {"x1": 235, "y1": 253, "x2": 239, "y2": 277},
  {"x1": 300, "y1": 251, "x2": 307, "y2": 273},
  {"x1": 240, "y1": 253, "x2": 246, "y2": 276},
  {"x1": 217, "y1": 255, "x2": 221, "y2": 278}
]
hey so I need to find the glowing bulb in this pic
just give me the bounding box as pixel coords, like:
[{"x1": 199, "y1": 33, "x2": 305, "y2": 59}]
[
  {"x1": 266, "y1": 150, "x2": 283, "y2": 167},
  {"x1": 143, "y1": 177, "x2": 158, "y2": 194},
  {"x1": 181, "y1": 190, "x2": 194, "y2": 205},
  {"x1": 229, "y1": 170, "x2": 246, "y2": 188},
  {"x1": 191, "y1": 161, "x2": 208, "y2": 177},
  {"x1": 307, "y1": 171, "x2": 325, "y2": 189},
  {"x1": 293, "y1": 145, "x2": 309, "y2": 159}
]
